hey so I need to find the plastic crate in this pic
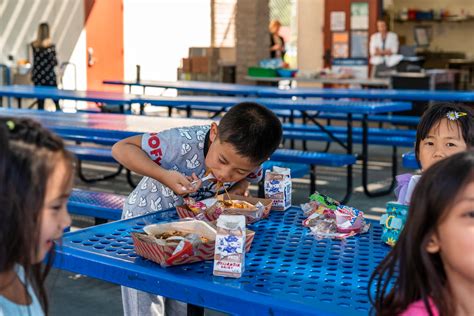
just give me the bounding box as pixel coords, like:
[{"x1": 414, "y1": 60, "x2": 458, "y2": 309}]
[{"x1": 247, "y1": 67, "x2": 277, "y2": 77}]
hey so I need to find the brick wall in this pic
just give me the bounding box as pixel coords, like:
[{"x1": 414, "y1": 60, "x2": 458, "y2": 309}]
[{"x1": 235, "y1": 0, "x2": 270, "y2": 83}]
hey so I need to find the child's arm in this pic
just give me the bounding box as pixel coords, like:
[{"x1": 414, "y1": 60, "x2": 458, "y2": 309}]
[{"x1": 112, "y1": 135, "x2": 195, "y2": 195}]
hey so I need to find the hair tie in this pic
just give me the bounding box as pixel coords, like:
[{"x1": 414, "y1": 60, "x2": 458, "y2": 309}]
[
  {"x1": 446, "y1": 111, "x2": 467, "y2": 121},
  {"x1": 6, "y1": 120, "x2": 15, "y2": 130}
]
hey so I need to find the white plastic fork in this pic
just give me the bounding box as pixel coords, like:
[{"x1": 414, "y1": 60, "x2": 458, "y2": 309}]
[{"x1": 191, "y1": 173, "x2": 216, "y2": 186}]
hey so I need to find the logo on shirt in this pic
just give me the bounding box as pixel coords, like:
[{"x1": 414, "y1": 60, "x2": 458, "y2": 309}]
[{"x1": 148, "y1": 133, "x2": 163, "y2": 165}]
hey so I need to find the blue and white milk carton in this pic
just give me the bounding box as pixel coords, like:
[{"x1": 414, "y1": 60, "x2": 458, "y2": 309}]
[
  {"x1": 213, "y1": 215, "x2": 246, "y2": 278},
  {"x1": 264, "y1": 166, "x2": 292, "y2": 211}
]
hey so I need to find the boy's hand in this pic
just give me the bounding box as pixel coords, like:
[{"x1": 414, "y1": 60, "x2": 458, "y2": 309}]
[
  {"x1": 228, "y1": 180, "x2": 250, "y2": 197},
  {"x1": 162, "y1": 170, "x2": 197, "y2": 196}
]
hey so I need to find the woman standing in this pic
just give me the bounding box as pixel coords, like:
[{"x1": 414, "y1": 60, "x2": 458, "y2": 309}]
[
  {"x1": 269, "y1": 20, "x2": 286, "y2": 60},
  {"x1": 369, "y1": 19, "x2": 402, "y2": 78},
  {"x1": 31, "y1": 22, "x2": 60, "y2": 111}
]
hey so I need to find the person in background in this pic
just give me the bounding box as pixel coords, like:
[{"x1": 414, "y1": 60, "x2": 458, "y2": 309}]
[
  {"x1": 369, "y1": 150, "x2": 474, "y2": 316},
  {"x1": 369, "y1": 19, "x2": 402, "y2": 77},
  {"x1": 0, "y1": 118, "x2": 73, "y2": 315},
  {"x1": 31, "y1": 22, "x2": 60, "y2": 111},
  {"x1": 269, "y1": 19, "x2": 286, "y2": 60}
]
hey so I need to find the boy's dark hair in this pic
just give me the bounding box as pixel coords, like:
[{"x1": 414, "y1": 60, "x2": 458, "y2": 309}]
[
  {"x1": 218, "y1": 102, "x2": 282, "y2": 162},
  {"x1": 369, "y1": 150, "x2": 474, "y2": 316},
  {"x1": 0, "y1": 117, "x2": 73, "y2": 315},
  {"x1": 415, "y1": 103, "x2": 474, "y2": 164}
]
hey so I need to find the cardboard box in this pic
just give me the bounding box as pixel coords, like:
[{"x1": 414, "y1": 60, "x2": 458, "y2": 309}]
[
  {"x1": 188, "y1": 47, "x2": 220, "y2": 58},
  {"x1": 176, "y1": 194, "x2": 273, "y2": 224},
  {"x1": 181, "y1": 58, "x2": 191, "y2": 73},
  {"x1": 190, "y1": 56, "x2": 209, "y2": 74},
  {"x1": 132, "y1": 220, "x2": 255, "y2": 267}
]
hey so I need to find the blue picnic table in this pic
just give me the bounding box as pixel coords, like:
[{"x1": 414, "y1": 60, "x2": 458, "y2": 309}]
[
  {"x1": 53, "y1": 206, "x2": 389, "y2": 316},
  {"x1": 257, "y1": 87, "x2": 474, "y2": 102},
  {"x1": 0, "y1": 85, "x2": 140, "y2": 109},
  {"x1": 103, "y1": 79, "x2": 263, "y2": 96},
  {"x1": 103, "y1": 79, "x2": 474, "y2": 102},
  {"x1": 0, "y1": 96, "x2": 412, "y2": 199}
]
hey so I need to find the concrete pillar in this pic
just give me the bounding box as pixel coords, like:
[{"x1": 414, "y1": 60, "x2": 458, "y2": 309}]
[
  {"x1": 297, "y1": 0, "x2": 324, "y2": 76},
  {"x1": 235, "y1": 0, "x2": 269, "y2": 83}
]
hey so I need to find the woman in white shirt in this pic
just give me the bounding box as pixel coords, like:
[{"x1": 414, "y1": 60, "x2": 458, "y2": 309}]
[{"x1": 370, "y1": 20, "x2": 402, "y2": 77}]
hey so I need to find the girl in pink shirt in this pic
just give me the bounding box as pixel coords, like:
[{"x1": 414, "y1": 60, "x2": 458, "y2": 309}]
[{"x1": 370, "y1": 151, "x2": 474, "y2": 316}]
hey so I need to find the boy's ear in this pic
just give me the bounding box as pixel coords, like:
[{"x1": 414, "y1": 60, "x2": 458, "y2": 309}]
[
  {"x1": 210, "y1": 122, "x2": 218, "y2": 142},
  {"x1": 425, "y1": 233, "x2": 440, "y2": 254}
]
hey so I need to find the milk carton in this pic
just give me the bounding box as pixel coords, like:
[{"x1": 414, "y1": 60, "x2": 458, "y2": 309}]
[
  {"x1": 264, "y1": 166, "x2": 292, "y2": 211},
  {"x1": 213, "y1": 215, "x2": 246, "y2": 278}
]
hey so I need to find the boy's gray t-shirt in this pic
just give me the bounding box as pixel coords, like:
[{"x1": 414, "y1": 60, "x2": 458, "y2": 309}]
[{"x1": 122, "y1": 125, "x2": 263, "y2": 219}]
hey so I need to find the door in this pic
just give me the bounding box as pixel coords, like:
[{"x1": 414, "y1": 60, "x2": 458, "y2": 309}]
[{"x1": 84, "y1": 0, "x2": 124, "y2": 91}]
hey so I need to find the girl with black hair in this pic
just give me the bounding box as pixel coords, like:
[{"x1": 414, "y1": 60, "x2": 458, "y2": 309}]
[
  {"x1": 395, "y1": 103, "x2": 473, "y2": 205},
  {"x1": 370, "y1": 150, "x2": 474, "y2": 315},
  {"x1": 0, "y1": 118, "x2": 73, "y2": 315}
]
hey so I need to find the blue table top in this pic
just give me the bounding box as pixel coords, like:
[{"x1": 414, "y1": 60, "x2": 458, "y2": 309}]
[
  {"x1": 0, "y1": 108, "x2": 213, "y2": 133},
  {"x1": 53, "y1": 207, "x2": 389, "y2": 316},
  {"x1": 137, "y1": 95, "x2": 412, "y2": 115},
  {"x1": 0, "y1": 85, "x2": 138, "y2": 104},
  {"x1": 257, "y1": 87, "x2": 474, "y2": 102},
  {"x1": 1, "y1": 86, "x2": 412, "y2": 114},
  {"x1": 103, "y1": 79, "x2": 262, "y2": 96}
]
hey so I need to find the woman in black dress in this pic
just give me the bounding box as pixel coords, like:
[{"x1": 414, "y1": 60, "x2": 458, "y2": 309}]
[
  {"x1": 269, "y1": 20, "x2": 285, "y2": 60},
  {"x1": 31, "y1": 23, "x2": 60, "y2": 110}
]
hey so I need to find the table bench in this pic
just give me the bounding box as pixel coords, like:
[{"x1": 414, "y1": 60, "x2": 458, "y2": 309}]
[{"x1": 68, "y1": 189, "x2": 125, "y2": 223}]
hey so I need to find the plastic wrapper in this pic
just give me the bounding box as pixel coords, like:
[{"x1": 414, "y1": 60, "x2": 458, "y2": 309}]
[
  {"x1": 309, "y1": 191, "x2": 340, "y2": 210},
  {"x1": 334, "y1": 205, "x2": 367, "y2": 234},
  {"x1": 301, "y1": 192, "x2": 370, "y2": 240}
]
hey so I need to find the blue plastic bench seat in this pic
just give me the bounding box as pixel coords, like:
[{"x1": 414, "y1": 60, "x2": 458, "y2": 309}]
[
  {"x1": 317, "y1": 113, "x2": 420, "y2": 126},
  {"x1": 67, "y1": 145, "x2": 117, "y2": 163},
  {"x1": 68, "y1": 188, "x2": 125, "y2": 221},
  {"x1": 282, "y1": 123, "x2": 416, "y2": 137},
  {"x1": 402, "y1": 151, "x2": 420, "y2": 169},
  {"x1": 271, "y1": 149, "x2": 356, "y2": 167},
  {"x1": 282, "y1": 130, "x2": 415, "y2": 147}
]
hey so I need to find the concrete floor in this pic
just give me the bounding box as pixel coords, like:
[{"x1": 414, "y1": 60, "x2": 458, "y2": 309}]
[{"x1": 45, "y1": 108, "x2": 414, "y2": 315}]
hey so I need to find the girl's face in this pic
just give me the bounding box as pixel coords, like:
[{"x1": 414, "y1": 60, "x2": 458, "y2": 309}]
[
  {"x1": 419, "y1": 118, "x2": 467, "y2": 171},
  {"x1": 36, "y1": 159, "x2": 72, "y2": 263},
  {"x1": 426, "y1": 180, "x2": 474, "y2": 285}
]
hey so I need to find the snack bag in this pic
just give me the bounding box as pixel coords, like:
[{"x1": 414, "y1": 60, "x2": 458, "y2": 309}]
[
  {"x1": 309, "y1": 191, "x2": 340, "y2": 210},
  {"x1": 264, "y1": 166, "x2": 292, "y2": 211},
  {"x1": 213, "y1": 215, "x2": 246, "y2": 278}
]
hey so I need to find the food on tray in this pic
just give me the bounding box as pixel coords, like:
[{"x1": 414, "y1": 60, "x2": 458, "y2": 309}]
[
  {"x1": 154, "y1": 230, "x2": 209, "y2": 243},
  {"x1": 222, "y1": 200, "x2": 255, "y2": 209}
]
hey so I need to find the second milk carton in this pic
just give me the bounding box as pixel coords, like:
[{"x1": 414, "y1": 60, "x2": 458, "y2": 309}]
[{"x1": 264, "y1": 166, "x2": 292, "y2": 211}]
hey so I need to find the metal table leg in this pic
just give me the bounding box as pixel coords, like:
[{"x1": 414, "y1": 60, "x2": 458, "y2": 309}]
[{"x1": 361, "y1": 114, "x2": 397, "y2": 197}]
